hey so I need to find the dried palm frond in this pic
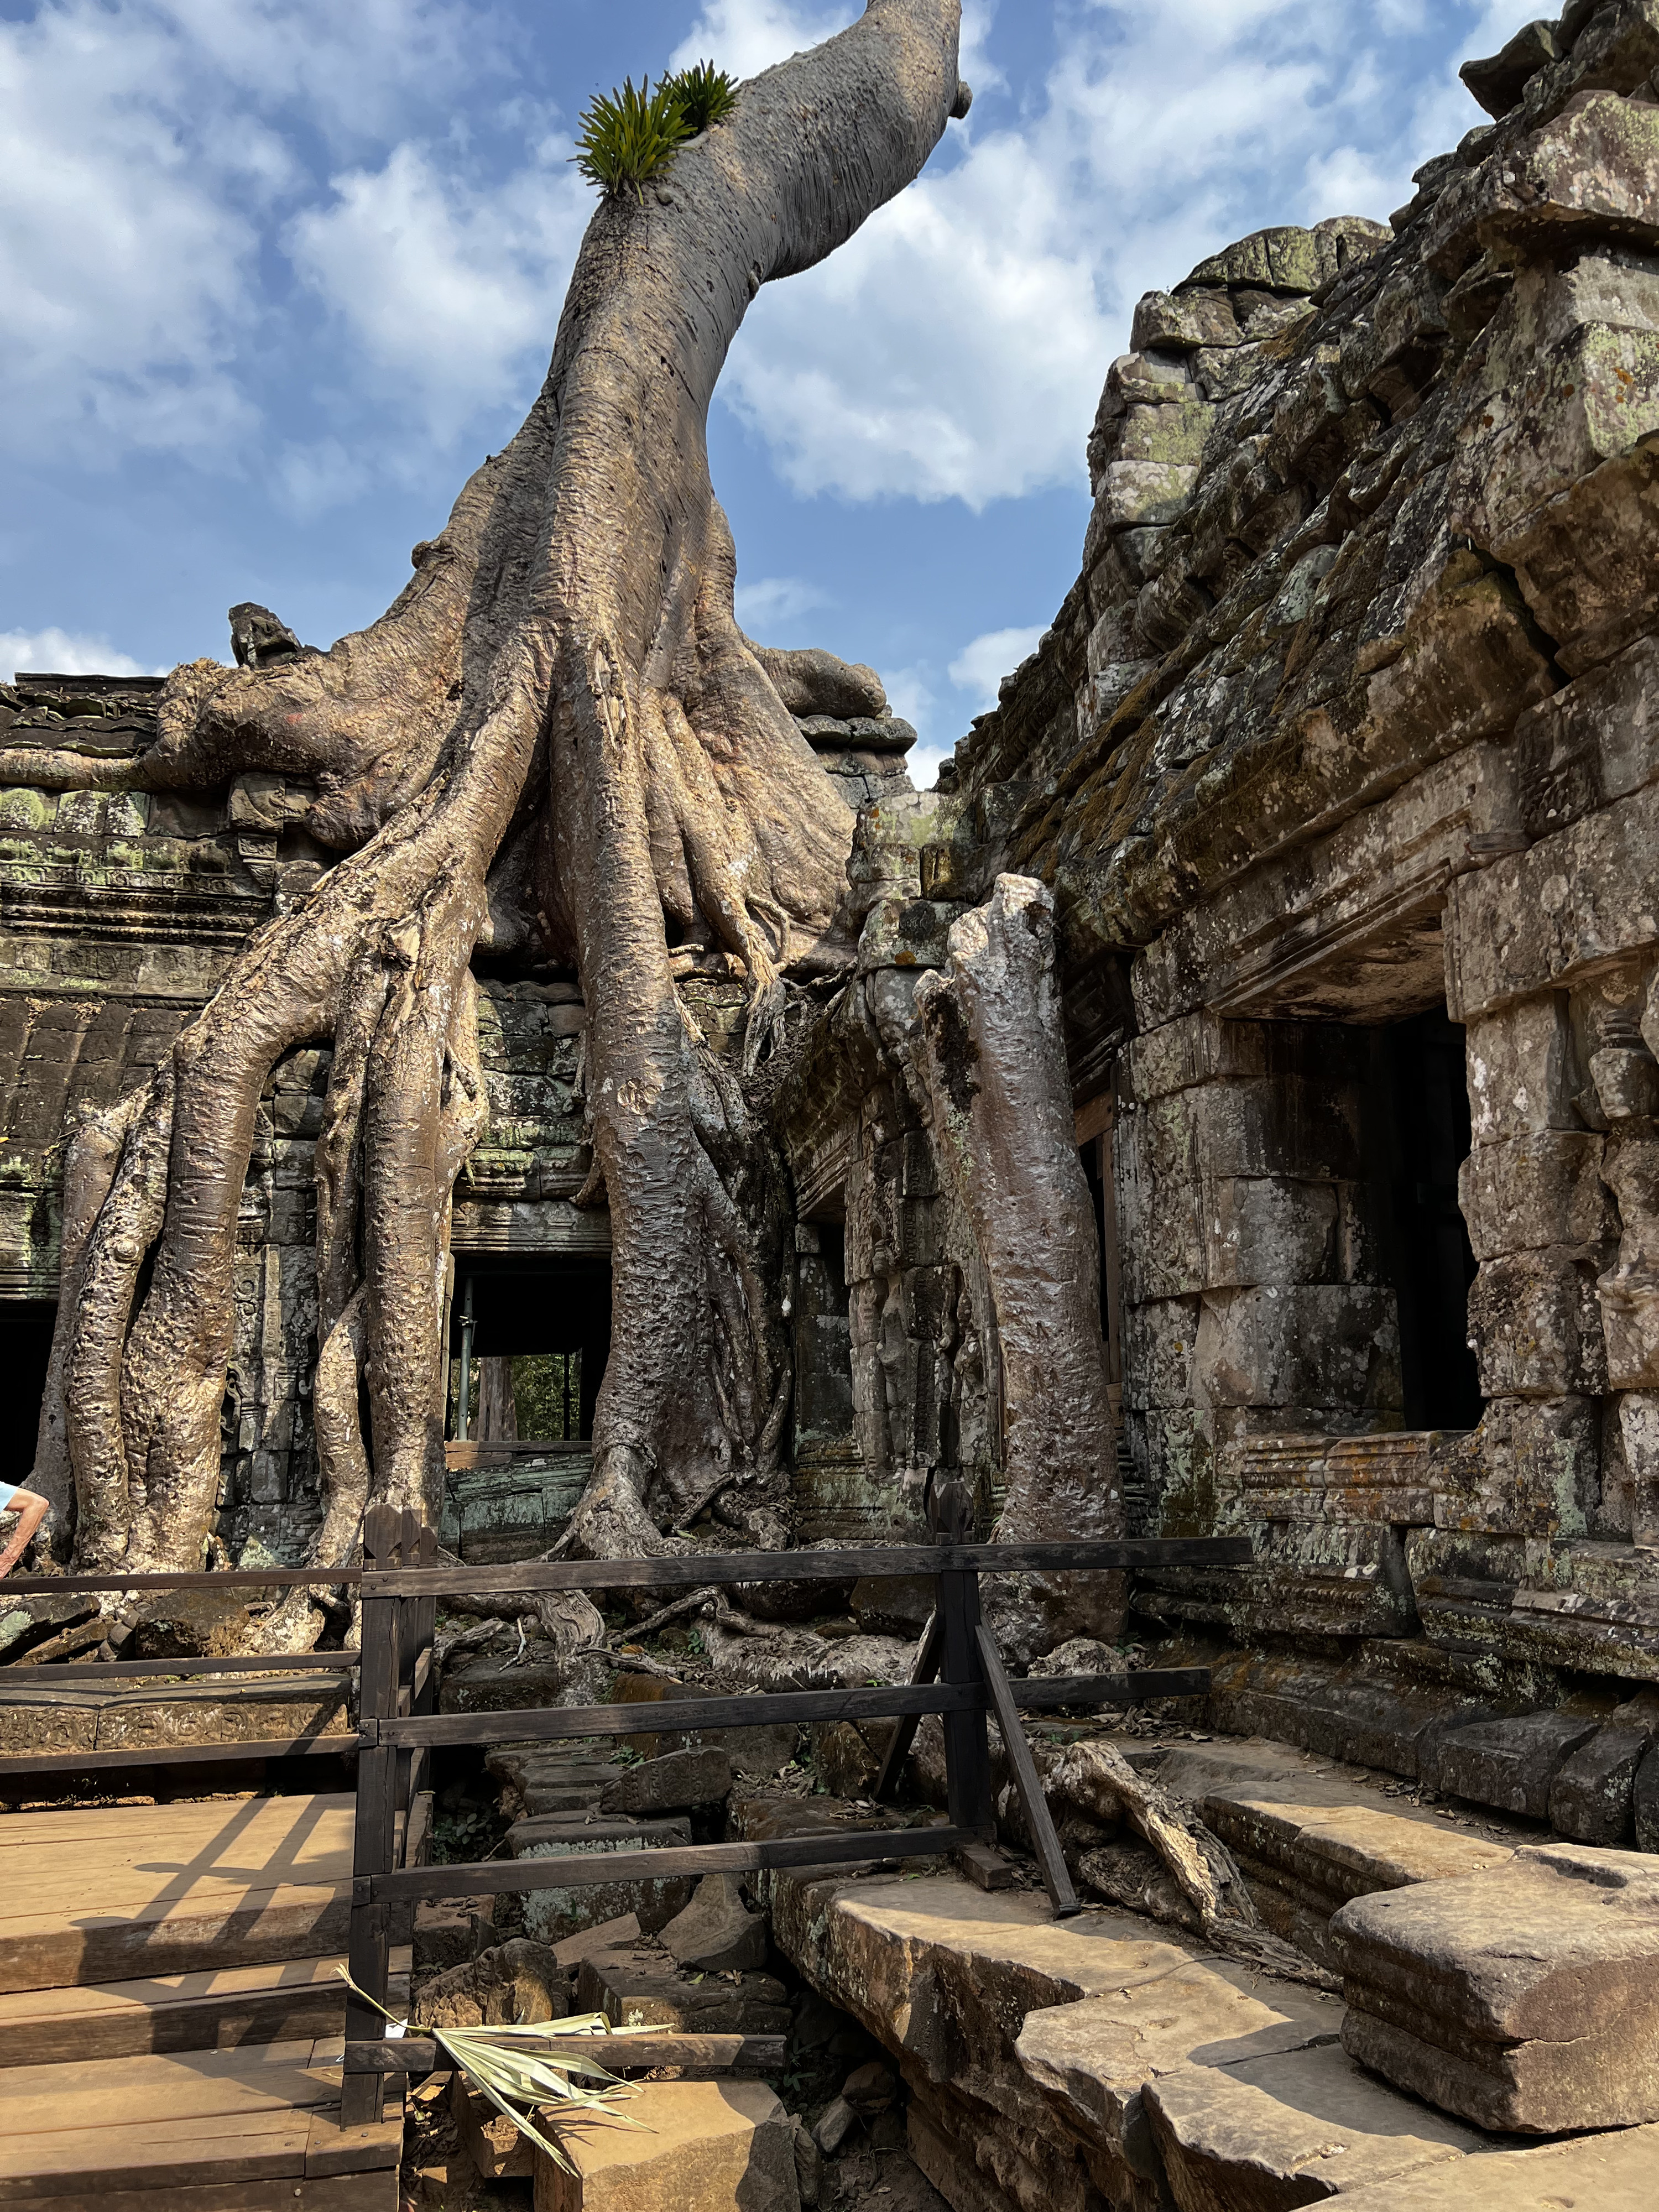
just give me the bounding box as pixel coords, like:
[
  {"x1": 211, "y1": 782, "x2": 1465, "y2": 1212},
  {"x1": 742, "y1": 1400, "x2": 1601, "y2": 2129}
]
[{"x1": 338, "y1": 1969, "x2": 653, "y2": 2174}]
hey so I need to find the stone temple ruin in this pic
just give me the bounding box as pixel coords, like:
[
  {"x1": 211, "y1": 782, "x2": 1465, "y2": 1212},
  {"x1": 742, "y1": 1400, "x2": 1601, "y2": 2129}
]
[{"x1": 8, "y1": 7, "x2": 1659, "y2": 2211}]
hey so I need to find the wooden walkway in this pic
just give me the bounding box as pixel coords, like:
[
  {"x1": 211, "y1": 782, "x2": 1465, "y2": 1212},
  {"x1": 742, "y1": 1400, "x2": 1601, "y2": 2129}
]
[{"x1": 0, "y1": 1793, "x2": 405, "y2": 2208}]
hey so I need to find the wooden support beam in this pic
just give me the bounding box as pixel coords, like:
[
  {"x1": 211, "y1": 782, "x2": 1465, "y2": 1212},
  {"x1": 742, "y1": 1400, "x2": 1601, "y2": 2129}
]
[
  {"x1": 356, "y1": 1536, "x2": 1251, "y2": 1599},
  {"x1": 873, "y1": 1609, "x2": 940, "y2": 1802},
  {"x1": 12, "y1": 1652, "x2": 359, "y2": 1683},
  {"x1": 975, "y1": 1622, "x2": 1081, "y2": 1917},
  {"x1": 368, "y1": 1679, "x2": 981, "y2": 1751},
  {"x1": 370, "y1": 1821, "x2": 980, "y2": 1903},
  {"x1": 346, "y1": 2031, "x2": 786, "y2": 2074}
]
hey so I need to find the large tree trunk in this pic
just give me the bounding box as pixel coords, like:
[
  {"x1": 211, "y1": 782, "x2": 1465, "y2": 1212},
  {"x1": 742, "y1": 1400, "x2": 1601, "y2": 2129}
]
[
  {"x1": 11, "y1": 3, "x2": 967, "y2": 1619},
  {"x1": 915, "y1": 875, "x2": 1126, "y2": 1658}
]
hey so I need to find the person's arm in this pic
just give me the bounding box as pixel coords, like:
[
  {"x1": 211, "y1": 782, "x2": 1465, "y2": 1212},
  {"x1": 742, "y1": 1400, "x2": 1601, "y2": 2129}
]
[{"x1": 0, "y1": 1488, "x2": 48, "y2": 1577}]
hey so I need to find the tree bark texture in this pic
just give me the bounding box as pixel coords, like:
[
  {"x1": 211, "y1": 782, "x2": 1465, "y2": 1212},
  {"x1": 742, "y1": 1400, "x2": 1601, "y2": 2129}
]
[
  {"x1": 12, "y1": 2, "x2": 967, "y2": 1614},
  {"x1": 915, "y1": 875, "x2": 1126, "y2": 1656}
]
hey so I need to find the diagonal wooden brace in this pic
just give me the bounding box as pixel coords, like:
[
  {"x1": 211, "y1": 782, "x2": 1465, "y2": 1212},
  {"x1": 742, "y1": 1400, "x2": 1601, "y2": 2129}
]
[{"x1": 974, "y1": 1621, "x2": 1080, "y2": 1917}]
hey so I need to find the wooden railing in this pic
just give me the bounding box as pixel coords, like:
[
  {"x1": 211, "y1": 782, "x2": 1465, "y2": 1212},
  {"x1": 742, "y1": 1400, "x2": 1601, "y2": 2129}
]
[
  {"x1": 336, "y1": 1496, "x2": 1248, "y2": 2123},
  {"x1": 0, "y1": 1509, "x2": 1250, "y2": 2131}
]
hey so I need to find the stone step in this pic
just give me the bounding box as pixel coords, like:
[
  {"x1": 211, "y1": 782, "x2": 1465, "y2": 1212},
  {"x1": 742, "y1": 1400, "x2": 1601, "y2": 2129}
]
[
  {"x1": 1326, "y1": 2121, "x2": 1659, "y2": 2209},
  {"x1": 507, "y1": 1813, "x2": 696, "y2": 1949},
  {"x1": 530, "y1": 2077, "x2": 796, "y2": 2212},
  {"x1": 576, "y1": 1929, "x2": 791, "y2": 2035},
  {"x1": 1331, "y1": 1841, "x2": 1659, "y2": 2133},
  {"x1": 0, "y1": 1947, "x2": 411, "y2": 2067},
  {"x1": 1144, "y1": 2038, "x2": 1490, "y2": 2205}
]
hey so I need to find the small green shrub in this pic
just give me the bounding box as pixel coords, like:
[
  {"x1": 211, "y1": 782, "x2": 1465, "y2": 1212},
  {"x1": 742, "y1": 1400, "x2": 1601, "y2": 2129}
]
[
  {"x1": 572, "y1": 62, "x2": 738, "y2": 202},
  {"x1": 572, "y1": 76, "x2": 691, "y2": 200},
  {"x1": 669, "y1": 60, "x2": 738, "y2": 135}
]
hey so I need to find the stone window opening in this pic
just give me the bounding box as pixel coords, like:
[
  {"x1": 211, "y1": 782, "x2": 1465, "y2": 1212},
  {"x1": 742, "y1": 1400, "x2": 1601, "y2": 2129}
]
[{"x1": 1365, "y1": 1006, "x2": 1482, "y2": 1433}]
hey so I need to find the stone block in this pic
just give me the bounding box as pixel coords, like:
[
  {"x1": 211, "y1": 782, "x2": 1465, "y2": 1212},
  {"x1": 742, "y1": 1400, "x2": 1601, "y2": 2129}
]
[
  {"x1": 1125, "y1": 1405, "x2": 1215, "y2": 1532},
  {"x1": 1191, "y1": 1077, "x2": 1363, "y2": 1182},
  {"x1": 1458, "y1": 1130, "x2": 1609, "y2": 1259},
  {"x1": 1431, "y1": 1396, "x2": 1600, "y2": 1537},
  {"x1": 1449, "y1": 783, "x2": 1659, "y2": 1018},
  {"x1": 1299, "y1": 2123, "x2": 1659, "y2": 2210},
  {"x1": 512, "y1": 1814, "x2": 695, "y2": 1948},
  {"x1": 1512, "y1": 631, "x2": 1659, "y2": 842},
  {"x1": 1145, "y1": 2040, "x2": 1484, "y2": 2210},
  {"x1": 1121, "y1": 1297, "x2": 1201, "y2": 1410},
  {"x1": 1198, "y1": 1174, "x2": 1338, "y2": 1288},
  {"x1": 126, "y1": 1588, "x2": 260, "y2": 1658},
  {"x1": 414, "y1": 1938, "x2": 568, "y2": 2030},
  {"x1": 1432, "y1": 1711, "x2": 1599, "y2": 1818},
  {"x1": 1462, "y1": 995, "x2": 1578, "y2": 1141},
  {"x1": 451, "y1": 2072, "x2": 531, "y2": 2180},
  {"x1": 1465, "y1": 1244, "x2": 1609, "y2": 1397},
  {"x1": 1206, "y1": 1647, "x2": 1501, "y2": 1783},
  {"x1": 1548, "y1": 1723, "x2": 1649, "y2": 1844},
  {"x1": 597, "y1": 1748, "x2": 732, "y2": 1816},
  {"x1": 413, "y1": 1898, "x2": 492, "y2": 1974},
  {"x1": 1196, "y1": 1285, "x2": 1400, "y2": 1410},
  {"x1": 1093, "y1": 460, "x2": 1199, "y2": 531},
  {"x1": 577, "y1": 1942, "x2": 791, "y2": 2035},
  {"x1": 532, "y1": 2079, "x2": 799, "y2": 2212},
  {"x1": 661, "y1": 1874, "x2": 769, "y2": 1974},
  {"x1": 1131, "y1": 289, "x2": 1243, "y2": 351},
  {"x1": 1331, "y1": 1844, "x2": 1659, "y2": 2132},
  {"x1": 1114, "y1": 400, "x2": 1214, "y2": 467},
  {"x1": 1232, "y1": 1429, "x2": 1441, "y2": 1526}
]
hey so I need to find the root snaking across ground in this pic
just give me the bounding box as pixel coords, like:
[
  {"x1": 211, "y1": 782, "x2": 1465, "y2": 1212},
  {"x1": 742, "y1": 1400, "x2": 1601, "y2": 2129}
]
[{"x1": 12, "y1": 2, "x2": 971, "y2": 1626}]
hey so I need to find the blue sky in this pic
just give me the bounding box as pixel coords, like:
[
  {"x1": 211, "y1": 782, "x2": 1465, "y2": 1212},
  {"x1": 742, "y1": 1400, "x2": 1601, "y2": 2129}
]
[{"x1": 1, "y1": 0, "x2": 1540, "y2": 783}]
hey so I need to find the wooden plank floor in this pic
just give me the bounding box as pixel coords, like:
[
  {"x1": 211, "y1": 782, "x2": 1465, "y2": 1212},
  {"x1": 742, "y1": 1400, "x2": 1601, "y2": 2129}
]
[
  {"x1": 0, "y1": 1796, "x2": 404, "y2": 2209},
  {"x1": 0, "y1": 1793, "x2": 356, "y2": 1991},
  {"x1": 0, "y1": 1947, "x2": 412, "y2": 2065},
  {"x1": 0, "y1": 2038, "x2": 403, "y2": 2206}
]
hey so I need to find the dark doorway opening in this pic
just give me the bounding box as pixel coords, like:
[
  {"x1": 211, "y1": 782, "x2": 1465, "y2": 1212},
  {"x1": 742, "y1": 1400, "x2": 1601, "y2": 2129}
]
[
  {"x1": 0, "y1": 1302, "x2": 54, "y2": 1490},
  {"x1": 1368, "y1": 1008, "x2": 1481, "y2": 1431},
  {"x1": 446, "y1": 1256, "x2": 611, "y2": 1441}
]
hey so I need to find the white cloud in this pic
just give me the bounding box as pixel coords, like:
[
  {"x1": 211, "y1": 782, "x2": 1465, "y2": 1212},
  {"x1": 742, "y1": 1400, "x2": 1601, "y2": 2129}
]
[
  {"x1": 669, "y1": 0, "x2": 853, "y2": 79},
  {"x1": 713, "y1": 0, "x2": 1542, "y2": 512},
  {"x1": 726, "y1": 127, "x2": 1114, "y2": 508},
  {"x1": 0, "y1": 0, "x2": 515, "y2": 467},
  {"x1": 286, "y1": 138, "x2": 589, "y2": 449},
  {"x1": 1, "y1": 628, "x2": 160, "y2": 681},
  {"x1": 0, "y1": 4, "x2": 258, "y2": 458},
  {"x1": 948, "y1": 624, "x2": 1046, "y2": 712},
  {"x1": 733, "y1": 576, "x2": 831, "y2": 635}
]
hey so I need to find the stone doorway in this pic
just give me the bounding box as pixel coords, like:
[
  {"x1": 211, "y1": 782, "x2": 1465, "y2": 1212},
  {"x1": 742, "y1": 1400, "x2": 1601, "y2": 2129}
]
[
  {"x1": 446, "y1": 1255, "x2": 612, "y2": 1442},
  {"x1": 0, "y1": 1301, "x2": 54, "y2": 1493},
  {"x1": 1367, "y1": 1008, "x2": 1482, "y2": 1431}
]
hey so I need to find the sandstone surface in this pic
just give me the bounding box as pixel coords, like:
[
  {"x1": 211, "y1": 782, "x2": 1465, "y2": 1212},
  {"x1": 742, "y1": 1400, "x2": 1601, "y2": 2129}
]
[{"x1": 1332, "y1": 1842, "x2": 1659, "y2": 2131}]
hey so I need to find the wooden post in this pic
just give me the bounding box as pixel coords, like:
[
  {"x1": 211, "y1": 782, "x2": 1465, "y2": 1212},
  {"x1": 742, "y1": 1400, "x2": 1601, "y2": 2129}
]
[
  {"x1": 934, "y1": 1477, "x2": 994, "y2": 1841},
  {"x1": 341, "y1": 1501, "x2": 402, "y2": 2127}
]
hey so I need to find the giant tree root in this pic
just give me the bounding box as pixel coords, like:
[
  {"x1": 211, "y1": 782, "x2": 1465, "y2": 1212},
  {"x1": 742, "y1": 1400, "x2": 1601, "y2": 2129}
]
[
  {"x1": 1046, "y1": 1739, "x2": 1339, "y2": 1991},
  {"x1": 16, "y1": 3, "x2": 971, "y2": 1610}
]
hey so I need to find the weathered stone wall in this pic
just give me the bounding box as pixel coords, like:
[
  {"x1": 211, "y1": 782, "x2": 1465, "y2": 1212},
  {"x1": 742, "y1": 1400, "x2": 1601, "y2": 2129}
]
[
  {"x1": 0, "y1": 664, "x2": 921, "y2": 1562},
  {"x1": 772, "y1": 3, "x2": 1659, "y2": 1747}
]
